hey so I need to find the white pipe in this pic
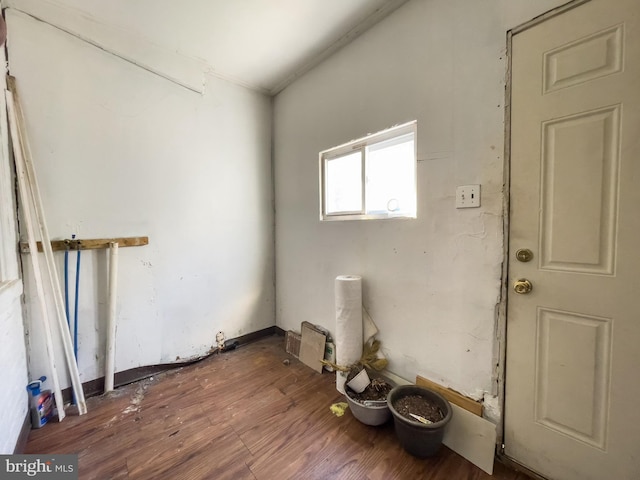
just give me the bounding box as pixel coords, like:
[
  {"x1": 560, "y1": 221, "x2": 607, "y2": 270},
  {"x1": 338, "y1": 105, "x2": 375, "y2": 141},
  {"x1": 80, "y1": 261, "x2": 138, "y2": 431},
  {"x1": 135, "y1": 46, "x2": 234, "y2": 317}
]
[
  {"x1": 6, "y1": 90, "x2": 66, "y2": 420},
  {"x1": 8, "y1": 84, "x2": 87, "y2": 415},
  {"x1": 104, "y1": 242, "x2": 118, "y2": 392}
]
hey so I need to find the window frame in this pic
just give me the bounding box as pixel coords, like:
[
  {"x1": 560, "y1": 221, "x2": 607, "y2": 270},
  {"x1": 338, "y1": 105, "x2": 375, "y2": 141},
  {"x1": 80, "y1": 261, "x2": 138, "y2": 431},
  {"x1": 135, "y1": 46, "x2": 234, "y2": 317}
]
[{"x1": 319, "y1": 121, "x2": 417, "y2": 221}]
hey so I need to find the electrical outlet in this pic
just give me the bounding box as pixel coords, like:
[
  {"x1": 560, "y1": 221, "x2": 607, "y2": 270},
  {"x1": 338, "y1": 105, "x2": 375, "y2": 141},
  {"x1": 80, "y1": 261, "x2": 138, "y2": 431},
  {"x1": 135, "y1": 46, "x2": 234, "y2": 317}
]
[{"x1": 456, "y1": 185, "x2": 481, "y2": 208}]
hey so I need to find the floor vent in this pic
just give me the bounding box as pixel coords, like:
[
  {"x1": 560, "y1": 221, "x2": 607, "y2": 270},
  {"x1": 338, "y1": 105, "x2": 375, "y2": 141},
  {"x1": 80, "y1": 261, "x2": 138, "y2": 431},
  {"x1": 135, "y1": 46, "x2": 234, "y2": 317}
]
[{"x1": 285, "y1": 330, "x2": 301, "y2": 358}]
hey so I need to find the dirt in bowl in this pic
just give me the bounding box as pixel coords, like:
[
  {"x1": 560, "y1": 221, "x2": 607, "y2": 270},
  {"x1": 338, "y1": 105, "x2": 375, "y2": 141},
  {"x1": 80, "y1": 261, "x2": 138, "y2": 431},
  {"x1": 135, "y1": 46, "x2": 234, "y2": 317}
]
[
  {"x1": 393, "y1": 395, "x2": 445, "y2": 423},
  {"x1": 347, "y1": 378, "x2": 393, "y2": 402}
]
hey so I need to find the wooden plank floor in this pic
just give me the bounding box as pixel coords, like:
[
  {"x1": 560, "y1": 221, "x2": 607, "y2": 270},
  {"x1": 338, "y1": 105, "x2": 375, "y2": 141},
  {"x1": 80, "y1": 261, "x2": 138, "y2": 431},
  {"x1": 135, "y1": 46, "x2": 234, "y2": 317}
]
[{"x1": 26, "y1": 335, "x2": 530, "y2": 479}]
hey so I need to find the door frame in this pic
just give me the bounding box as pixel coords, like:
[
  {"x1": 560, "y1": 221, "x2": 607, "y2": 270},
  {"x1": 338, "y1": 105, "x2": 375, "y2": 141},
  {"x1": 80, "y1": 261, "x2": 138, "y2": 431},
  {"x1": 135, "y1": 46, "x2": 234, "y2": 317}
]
[
  {"x1": 496, "y1": 0, "x2": 592, "y2": 470},
  {"x1": 0, "y1": 52, "x2": 23, "y2": 301}
]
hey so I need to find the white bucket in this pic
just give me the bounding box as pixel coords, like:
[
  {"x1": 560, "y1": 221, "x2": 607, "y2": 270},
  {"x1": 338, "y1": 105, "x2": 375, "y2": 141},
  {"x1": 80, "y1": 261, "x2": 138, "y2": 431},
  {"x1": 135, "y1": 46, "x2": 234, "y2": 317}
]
[{"x1": 346, "y1": 369, "x2": 370, "y2": 393}]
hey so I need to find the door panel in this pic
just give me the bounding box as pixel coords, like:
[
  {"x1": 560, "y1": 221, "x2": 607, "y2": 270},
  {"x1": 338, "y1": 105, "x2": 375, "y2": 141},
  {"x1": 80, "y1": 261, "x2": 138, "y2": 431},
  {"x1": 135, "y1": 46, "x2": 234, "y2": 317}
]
[
  {"x1": 505, "y1": 1, "x2": 640, "y2": 479},
  {"x1": 534, "y1": 308, "x2": 611, "y2": 449},
  {"x1": 540, "y1": 104, "x2": 620, "y2": 274},
  {"x1": 543, "y1": 23, "x2": 624, "y2": 93}
]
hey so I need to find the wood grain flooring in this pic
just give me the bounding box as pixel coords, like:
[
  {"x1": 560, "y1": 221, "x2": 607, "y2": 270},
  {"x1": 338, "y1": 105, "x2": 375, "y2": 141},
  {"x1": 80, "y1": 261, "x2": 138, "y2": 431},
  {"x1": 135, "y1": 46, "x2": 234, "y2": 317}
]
[{"x1": 25, "y1": 335, "x2": 531, "y2": 479}]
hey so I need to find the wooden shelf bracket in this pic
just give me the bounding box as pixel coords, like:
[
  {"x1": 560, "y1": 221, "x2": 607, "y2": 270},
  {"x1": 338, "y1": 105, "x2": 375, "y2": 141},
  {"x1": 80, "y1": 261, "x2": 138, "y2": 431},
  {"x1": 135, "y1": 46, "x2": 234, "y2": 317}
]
[{"x1": 20, "y1": 236, "x2": 149, "y2": 253}]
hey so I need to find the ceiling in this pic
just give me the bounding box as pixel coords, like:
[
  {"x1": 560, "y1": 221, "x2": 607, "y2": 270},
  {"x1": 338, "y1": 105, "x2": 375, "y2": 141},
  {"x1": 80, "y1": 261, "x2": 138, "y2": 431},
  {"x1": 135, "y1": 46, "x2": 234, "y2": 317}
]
[{"x1": 5, "y1": 0, "x2": 410, "y2": 95}]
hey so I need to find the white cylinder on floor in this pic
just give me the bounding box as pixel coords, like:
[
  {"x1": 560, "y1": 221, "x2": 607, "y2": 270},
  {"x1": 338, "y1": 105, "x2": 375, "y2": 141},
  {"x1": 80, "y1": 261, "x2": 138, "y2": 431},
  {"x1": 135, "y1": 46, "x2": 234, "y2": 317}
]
[
  {"x1": 105, "y1": 242, "x2": 119, "y2": 393},
  {"x1": 335, "y1": 275, "x2": 363, "y2": 394}
]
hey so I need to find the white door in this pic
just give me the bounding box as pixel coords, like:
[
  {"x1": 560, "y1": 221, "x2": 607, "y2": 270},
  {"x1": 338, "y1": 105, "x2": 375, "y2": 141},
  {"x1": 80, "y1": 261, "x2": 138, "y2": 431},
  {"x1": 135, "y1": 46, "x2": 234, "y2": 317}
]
[{"x1": 505, "y1": 0, "x2": 640, "y2": 479}]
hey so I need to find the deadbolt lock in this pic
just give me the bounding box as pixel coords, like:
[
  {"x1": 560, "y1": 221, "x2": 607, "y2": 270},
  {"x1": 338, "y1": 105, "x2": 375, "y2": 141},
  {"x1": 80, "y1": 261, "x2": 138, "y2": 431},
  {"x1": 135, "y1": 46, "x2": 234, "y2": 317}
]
[
  {"x1": 513, "y1": 279, "x2": 533, "y2": 294},
  {"x1": 515, "y1": 248, "x2": 533, "y2": 262}
]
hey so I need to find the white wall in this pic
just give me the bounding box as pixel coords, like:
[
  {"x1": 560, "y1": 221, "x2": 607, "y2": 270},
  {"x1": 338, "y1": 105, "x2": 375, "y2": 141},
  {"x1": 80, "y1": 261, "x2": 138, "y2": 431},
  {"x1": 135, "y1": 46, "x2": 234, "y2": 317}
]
[
  {"x1": 274, "y1": 0, "x2": 568, "y2": 400},
  {"x1": 7, "y1": 9, "x2": 274, "y2": 390}
]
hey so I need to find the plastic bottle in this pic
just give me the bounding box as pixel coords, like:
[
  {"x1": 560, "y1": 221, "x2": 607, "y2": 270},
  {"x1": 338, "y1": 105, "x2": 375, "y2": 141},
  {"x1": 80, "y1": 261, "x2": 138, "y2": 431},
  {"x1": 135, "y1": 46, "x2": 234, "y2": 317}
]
[
  {"x1": 26, "y1": 376, "x2": 53, "y2": 429},
  {"x1": 324, "y1": 342, "x2": 336, "y2": 372}
]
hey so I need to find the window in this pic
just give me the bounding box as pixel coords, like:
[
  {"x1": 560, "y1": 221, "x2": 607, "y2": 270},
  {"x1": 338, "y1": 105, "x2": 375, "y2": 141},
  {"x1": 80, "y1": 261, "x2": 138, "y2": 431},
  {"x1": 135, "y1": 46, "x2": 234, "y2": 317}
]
[{"x1": 320, "y1": 121, "x2": 417, "y2": 220}]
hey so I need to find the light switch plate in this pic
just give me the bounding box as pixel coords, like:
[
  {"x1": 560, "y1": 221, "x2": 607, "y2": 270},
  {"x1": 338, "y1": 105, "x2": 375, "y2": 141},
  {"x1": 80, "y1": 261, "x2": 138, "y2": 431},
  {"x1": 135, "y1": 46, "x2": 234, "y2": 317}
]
[{"x1": 456, "y1": 185, "x2": 481, "y2": 208}]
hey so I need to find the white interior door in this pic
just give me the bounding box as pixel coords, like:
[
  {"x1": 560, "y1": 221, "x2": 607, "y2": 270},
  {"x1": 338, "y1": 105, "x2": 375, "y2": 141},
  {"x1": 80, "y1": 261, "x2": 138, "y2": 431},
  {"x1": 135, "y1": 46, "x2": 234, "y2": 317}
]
[{"x1": 505, "y1": 1, "x2": 640, "y2": 479}]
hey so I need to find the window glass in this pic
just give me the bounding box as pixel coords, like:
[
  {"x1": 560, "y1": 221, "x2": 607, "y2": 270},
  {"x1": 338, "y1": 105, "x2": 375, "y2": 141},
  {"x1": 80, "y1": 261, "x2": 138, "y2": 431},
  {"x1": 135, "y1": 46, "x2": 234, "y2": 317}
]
[
  {"x1": 325, "y1": 151, "x2": 362, "y2": 215},
  {"x1": 365, "y1": 133, "x2": 415, "y2": 215},
  {"x1": 320, "y1": 121, "x2": 416, "y2": 221}
]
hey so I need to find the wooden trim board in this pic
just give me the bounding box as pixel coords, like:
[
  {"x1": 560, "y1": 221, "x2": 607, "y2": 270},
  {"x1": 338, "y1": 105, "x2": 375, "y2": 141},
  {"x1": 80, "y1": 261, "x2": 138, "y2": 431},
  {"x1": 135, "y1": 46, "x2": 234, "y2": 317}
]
[
  {"x1": 7, "y1": 88, "x2": 70, "y2": 419},
  {"x1": 20, "y1": 236, "x2": 149, "y2": 253},
  {"x1": 416, "y1": 375, "x2": 483, "y2": 417}
]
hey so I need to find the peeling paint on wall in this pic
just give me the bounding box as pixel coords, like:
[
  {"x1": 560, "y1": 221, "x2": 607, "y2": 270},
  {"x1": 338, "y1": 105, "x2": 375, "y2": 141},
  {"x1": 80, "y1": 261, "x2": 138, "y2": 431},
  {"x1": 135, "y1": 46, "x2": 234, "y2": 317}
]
[{"x1": 273, "y1": 0, "x2": 569, "y2": 405}]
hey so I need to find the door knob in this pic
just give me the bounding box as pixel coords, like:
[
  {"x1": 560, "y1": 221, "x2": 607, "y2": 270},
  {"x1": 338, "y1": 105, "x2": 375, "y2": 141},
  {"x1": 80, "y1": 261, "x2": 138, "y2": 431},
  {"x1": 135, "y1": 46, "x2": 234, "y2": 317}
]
[
  {"x1": 515, "y1": 248, "x2": 533, "y2": 262},
  {"x1": 513, "y1": 279, "x2": 533, "y2": 294}
]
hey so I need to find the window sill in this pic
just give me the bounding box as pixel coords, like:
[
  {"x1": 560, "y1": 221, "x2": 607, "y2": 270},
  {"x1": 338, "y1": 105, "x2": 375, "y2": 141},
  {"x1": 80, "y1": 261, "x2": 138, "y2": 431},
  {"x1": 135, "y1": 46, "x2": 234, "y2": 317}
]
[{"x1": 320, "y1": 213, "x2": 416, "y2": 222}]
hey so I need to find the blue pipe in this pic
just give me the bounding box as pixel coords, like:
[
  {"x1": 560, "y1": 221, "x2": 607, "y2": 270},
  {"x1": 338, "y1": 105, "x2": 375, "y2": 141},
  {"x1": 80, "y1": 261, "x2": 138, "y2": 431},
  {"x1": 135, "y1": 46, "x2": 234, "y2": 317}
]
[{"x1": 67, "y1": 234, "x2": 79, "y2": 406}]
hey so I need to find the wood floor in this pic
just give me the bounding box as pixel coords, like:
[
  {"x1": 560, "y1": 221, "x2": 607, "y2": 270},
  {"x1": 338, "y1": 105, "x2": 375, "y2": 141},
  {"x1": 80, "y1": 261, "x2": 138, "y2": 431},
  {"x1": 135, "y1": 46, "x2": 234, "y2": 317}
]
[{"x1": 26, "y1": 335, "x2": 530, "y2": 480}]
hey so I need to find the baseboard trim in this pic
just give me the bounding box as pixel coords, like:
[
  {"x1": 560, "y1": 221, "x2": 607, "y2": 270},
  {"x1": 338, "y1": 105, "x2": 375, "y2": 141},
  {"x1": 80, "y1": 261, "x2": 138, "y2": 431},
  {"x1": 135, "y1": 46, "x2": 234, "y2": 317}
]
[
  {"x1": 62, "y1": 326, "x2": 279, "y2": 401},
  {"x1": 13, "y1": 412, "x2": 30, "y2": 453},
  {"x1": 496, "y1": 453, "x2": 548, "y2": 480},
  {"x1": 236, "y1": 326, "x2": 279, "y2": 343}
]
